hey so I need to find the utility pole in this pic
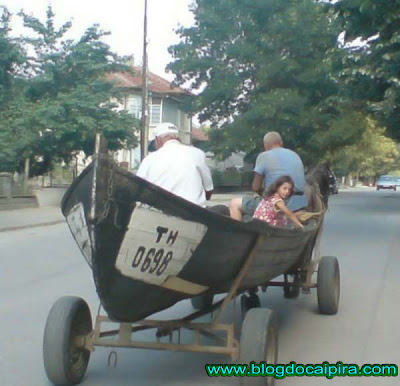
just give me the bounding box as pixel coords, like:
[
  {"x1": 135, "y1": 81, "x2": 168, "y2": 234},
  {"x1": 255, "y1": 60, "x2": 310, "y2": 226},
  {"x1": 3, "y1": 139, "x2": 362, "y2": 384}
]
[{"x1": 140, "y1": 0, "x2": 149, "y2": 161}]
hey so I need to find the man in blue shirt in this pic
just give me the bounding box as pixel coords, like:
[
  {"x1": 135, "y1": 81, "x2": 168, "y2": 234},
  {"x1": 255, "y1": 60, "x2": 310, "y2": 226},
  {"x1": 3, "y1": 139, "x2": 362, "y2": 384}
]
[{"x1": 229, "y1": 132, "x2": 308, "y2": 221}]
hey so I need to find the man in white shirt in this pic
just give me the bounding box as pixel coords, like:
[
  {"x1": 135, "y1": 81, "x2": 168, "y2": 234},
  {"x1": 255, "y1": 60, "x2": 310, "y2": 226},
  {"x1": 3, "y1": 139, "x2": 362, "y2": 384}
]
[{"x1": 136, "y1": 123, "x2": 214, "y2": 207}]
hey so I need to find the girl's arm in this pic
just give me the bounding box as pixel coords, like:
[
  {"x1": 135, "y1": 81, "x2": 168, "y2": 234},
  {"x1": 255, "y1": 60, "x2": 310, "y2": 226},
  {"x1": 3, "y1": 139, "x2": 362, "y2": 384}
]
[{"x1": 275, "y1": 201, "x2": 304, "y2": 229}]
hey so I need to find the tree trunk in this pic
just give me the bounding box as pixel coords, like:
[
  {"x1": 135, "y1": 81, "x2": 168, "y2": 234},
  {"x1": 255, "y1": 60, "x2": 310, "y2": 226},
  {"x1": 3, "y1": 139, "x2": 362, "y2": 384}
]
[
  {"x1": 74, "y1": 156, "x2": 78, "y2": 180},
  {"x1": 344, "y1": 174, "x2": 352, "y2": 186},
  {"x1": 24, "y1": 158, "x2": 30, "y2": 195}
]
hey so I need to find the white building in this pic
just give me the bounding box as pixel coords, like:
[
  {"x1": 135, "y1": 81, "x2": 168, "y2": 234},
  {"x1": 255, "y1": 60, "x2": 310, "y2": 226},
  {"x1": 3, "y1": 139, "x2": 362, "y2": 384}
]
[{"x1": 106, "y1": 67, "x2": 193, "y2": 170}]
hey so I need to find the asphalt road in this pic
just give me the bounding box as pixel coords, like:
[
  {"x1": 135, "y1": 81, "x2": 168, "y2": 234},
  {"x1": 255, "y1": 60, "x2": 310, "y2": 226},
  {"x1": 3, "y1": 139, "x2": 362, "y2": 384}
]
[{"x1": 1, "y1": 188, "x2": 399, "y2": 386}]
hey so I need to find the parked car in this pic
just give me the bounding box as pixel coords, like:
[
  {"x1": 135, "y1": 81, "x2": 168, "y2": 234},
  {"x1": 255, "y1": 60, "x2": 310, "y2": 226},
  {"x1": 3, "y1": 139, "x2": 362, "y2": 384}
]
[
  {"x1": 328, "y1": 174, "x2": 339, "y2": 194},
  {"x1": 376, "y1": 175, "x2": 397, "y2": 191}
]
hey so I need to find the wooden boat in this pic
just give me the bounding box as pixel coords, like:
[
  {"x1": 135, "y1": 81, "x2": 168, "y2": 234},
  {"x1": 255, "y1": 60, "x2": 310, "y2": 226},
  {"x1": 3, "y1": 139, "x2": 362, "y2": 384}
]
[
  {"x1": 44, "y1": 135, "x2": 339, "y2": 386},
  {"x1": 61, "y1": 136, "x2": 328, "y2": 323}
]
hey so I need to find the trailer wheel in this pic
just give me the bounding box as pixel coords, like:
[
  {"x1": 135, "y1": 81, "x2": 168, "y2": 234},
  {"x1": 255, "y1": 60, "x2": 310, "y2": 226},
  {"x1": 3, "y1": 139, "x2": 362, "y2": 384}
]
[
  {"x1": 239, "y1": 308, "x2": 278, "y2": 386},
  {"x1": 191, "y1": 293, "x2": 214, "y2": 310},
  {"x1": 317, "y1": 256, "x2": 340, "y2": 315},
  {"x1": 43, "y1": 296, "x2": 92, "y2": 385}
]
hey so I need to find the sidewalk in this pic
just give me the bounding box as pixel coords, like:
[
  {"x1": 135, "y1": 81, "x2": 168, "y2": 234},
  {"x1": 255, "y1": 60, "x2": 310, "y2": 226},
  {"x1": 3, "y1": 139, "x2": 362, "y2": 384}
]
[
  {"x1": 0, "y1": 192, "x2": 248, "y2": 232},
  {"x1": 0, "y1": 206, "x2": 65, "y2": 232}
]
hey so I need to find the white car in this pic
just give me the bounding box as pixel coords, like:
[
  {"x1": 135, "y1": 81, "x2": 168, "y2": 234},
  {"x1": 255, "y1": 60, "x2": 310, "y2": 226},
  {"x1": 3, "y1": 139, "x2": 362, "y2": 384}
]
[{"x1": 376, "y1": 175, "x2": 397, "y2": 191}]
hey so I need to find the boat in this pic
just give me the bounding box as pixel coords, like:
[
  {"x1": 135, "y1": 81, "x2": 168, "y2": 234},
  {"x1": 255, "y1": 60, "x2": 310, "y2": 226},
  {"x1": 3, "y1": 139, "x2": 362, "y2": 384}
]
[
  {"x1": 43, "y1": 135, "x2": 339, "y2": 386},
  {"x1": 61, "y1": 135, "x2": 329, "y2": 323}
]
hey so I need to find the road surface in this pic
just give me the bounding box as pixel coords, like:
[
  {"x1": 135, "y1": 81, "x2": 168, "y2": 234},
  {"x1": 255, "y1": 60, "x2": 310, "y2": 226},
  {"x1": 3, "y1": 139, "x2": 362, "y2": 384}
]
[{"x1": 1, "y1": 188, "x2": 399, "y2": 385}]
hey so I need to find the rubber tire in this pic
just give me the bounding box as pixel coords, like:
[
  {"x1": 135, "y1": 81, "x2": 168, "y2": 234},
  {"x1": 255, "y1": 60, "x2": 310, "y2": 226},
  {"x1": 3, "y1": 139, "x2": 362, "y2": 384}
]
[
  {"x1": 240, "y1": 294, "x2": 261, "y2": 318},
  {"x1": 317, "y1": 256, "x2": 340, "y2": 315},
  {"x1": 191, "y1": 293, "x2": 214, "y2": 310},
  {"x1": 43, "y1": 296, "x2": 92, "y2": 385},
  {"x1": 239, "y1": 308, "x2": 278, "y2": 386}
]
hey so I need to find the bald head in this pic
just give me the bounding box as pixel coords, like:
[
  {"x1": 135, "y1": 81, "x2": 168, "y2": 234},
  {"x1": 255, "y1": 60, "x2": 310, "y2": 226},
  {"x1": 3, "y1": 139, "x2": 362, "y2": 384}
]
[{"x1": 263, "y1": 132, "x2": 283, "y2": 150}]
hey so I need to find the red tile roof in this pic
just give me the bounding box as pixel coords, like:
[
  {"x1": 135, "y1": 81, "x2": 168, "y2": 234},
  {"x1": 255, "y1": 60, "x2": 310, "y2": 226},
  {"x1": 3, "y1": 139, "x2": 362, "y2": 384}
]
[
  {"x1": 106, "y1": 67, "x2": 190, "y2": 96},
  {"x1": 192, "y1": 128, "x2": 209, "y2": 141}
]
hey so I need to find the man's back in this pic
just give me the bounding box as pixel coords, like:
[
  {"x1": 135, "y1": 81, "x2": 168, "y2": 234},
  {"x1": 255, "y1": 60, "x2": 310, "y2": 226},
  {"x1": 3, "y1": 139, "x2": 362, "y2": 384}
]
[
  {"x1": 254, "y1": 147, "x2": 307, "y2": 211},
  {"x1": 136, "y1": 140, "x2": 213, "y2": 207}
]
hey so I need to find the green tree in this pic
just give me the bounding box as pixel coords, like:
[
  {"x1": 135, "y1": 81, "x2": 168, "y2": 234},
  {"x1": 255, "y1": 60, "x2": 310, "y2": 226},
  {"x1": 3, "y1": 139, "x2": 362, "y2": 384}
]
[
  {"x1": 332, "y1": 117, "x2": 400, "y2": 180},
  {"x1": 332, "y1": 0, "x2": 400, "y2": 141},
  {"x1": 0, "y1": 7, "x2": 28, "y2": 172},
  {"x1": 0, "y1": 7, "x2": 22, "y2": 105},
  {"x1": 168, "y1": 0, "x2": 364, "y2": 165},
  {"x1": 12, "y1": 6, "x2": 138, "y2": 175}
]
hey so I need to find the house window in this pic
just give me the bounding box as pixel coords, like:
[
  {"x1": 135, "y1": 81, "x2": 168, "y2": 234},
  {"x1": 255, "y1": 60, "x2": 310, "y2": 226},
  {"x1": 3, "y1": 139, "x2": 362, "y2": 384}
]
[
  {"x1": 150, "y1": 97, "x2": 162, "y2": 126},
  {"x1": 128, "y1": 95, "x2": 142, "y2": 119}
]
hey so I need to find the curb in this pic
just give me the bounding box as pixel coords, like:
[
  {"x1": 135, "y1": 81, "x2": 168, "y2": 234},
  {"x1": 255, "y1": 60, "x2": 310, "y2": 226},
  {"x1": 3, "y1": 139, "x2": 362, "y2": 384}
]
[{"x1": 0, "y1": 220, "x2": 65, "y2": 233}]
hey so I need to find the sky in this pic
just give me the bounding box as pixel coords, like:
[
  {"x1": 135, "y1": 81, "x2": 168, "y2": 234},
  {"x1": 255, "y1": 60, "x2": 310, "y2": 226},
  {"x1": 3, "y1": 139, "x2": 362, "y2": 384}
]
[{"x1": 4, "y1": 0, "x2": 195, "y2": 81}]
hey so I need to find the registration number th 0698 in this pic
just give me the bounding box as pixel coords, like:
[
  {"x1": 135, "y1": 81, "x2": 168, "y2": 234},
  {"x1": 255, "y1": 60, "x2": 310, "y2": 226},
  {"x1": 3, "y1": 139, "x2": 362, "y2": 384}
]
[{"x1": 115, "y1": 205, "x2": 208, "y2": 286}]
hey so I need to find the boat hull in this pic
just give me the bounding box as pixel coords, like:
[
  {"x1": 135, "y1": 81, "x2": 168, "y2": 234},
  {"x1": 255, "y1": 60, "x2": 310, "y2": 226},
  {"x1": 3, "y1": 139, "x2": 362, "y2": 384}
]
[{"x1": 62, "y1": 153, "x2": 324, "y2": 322}]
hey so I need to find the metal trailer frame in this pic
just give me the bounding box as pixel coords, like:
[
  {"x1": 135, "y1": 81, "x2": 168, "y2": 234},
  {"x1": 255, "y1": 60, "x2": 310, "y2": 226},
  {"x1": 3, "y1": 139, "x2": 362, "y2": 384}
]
[
  {"x1": 43, "y1": 201, "x2": 340, "y2": 386},
  {"x1": 75, "y1": 232, "x2": 321, "y2": 360}
]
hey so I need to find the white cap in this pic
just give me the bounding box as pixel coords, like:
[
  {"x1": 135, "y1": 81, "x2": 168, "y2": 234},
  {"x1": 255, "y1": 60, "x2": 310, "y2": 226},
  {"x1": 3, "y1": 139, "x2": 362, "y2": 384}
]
[{"x1": 153, "y1": 122, "x2": 179, "y2": 138}]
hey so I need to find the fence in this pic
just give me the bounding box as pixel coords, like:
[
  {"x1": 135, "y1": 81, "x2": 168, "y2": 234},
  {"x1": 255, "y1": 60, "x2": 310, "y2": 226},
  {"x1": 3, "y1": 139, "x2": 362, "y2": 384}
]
[{"x1": 0, "y1": 173, "x2": 35, "y2": 198}]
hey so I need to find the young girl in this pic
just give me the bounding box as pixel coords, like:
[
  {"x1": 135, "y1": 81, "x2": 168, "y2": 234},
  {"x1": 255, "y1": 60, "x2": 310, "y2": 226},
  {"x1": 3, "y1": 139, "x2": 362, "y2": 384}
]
[{"x1": 253, "y1": 175, "x2": 304, "y2": 229}]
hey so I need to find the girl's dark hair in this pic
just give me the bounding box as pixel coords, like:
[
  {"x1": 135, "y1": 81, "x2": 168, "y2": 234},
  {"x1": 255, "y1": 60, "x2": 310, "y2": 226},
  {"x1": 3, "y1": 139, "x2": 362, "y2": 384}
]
[{"x1": 265, "y1": 175, "x2": 294, "y2": 197}]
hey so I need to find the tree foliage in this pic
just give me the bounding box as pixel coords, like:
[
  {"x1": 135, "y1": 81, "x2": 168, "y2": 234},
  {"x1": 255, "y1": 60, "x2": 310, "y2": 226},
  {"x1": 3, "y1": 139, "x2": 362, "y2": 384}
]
[
  {"x1": 0, "y1": 6, "x2": 139, "y2": 175},
  {"x1": 332, "y1": 117, "x2": 400, "y2": 178},
  {"x1": 0, "y1": 7, "x2": 23, "y2": 105},
  {"x1": 0, "y1": 7, "x2": 27, "y2": 172},
  {"x1": 332, "y1": 0, "x2": 400, "y2": 141},
  {"x1": 168, "y1": 0, "x2": 365, "y2": 165}
]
